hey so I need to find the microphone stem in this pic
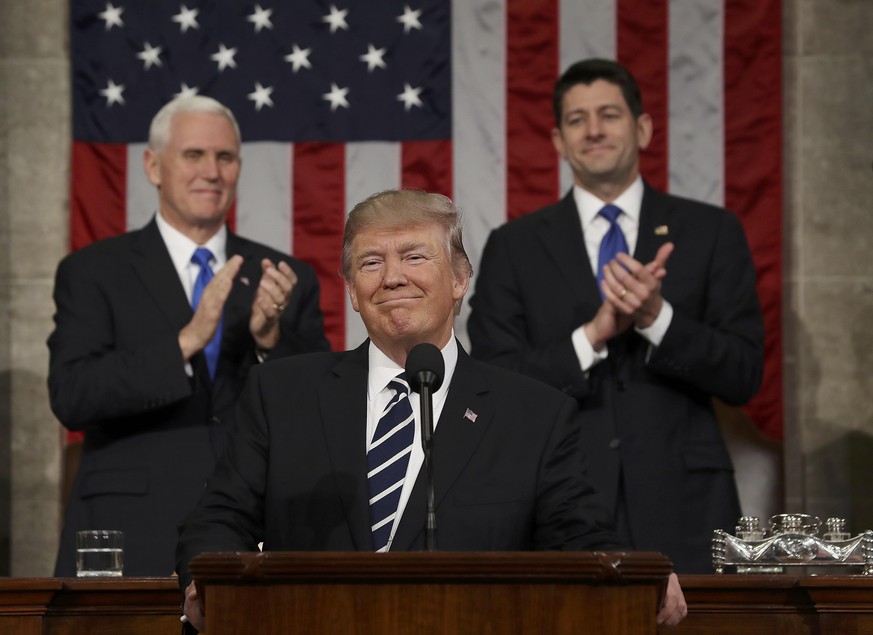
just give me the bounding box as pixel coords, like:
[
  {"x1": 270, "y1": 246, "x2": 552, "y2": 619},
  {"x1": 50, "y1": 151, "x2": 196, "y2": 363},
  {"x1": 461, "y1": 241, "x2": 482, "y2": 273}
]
[{"x1": 420, "y1": 383, "x2": 437, "y2": 551}]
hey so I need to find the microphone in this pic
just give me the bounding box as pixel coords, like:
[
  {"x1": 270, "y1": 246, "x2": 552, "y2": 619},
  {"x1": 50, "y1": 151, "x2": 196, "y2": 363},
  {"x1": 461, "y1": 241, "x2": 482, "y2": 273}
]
[{"x1": 405, "y1": 343, "x2": 444, "y2": 551}]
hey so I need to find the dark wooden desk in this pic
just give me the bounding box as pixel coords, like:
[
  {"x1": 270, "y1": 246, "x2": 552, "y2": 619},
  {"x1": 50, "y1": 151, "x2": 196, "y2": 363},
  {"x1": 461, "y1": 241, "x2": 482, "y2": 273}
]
[
  {"x1": 0, "y1": 577, "x2": 181, "y2": 635},
  {"x1": 190, "y1": 551, "x2": 671, "y2": 634},
  {"x1": 664, "y1": 574, "x2": 873, "y2": 634},
  {"x1": 3, "y1": 571, "x2": 872, "y2": 634}
]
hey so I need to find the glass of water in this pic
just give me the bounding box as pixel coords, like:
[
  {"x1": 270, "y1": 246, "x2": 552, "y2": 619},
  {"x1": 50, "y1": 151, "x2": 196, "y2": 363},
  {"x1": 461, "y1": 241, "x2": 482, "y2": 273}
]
[{"x1": 75, "y1": 530, "x2": 124, "y2": 577}]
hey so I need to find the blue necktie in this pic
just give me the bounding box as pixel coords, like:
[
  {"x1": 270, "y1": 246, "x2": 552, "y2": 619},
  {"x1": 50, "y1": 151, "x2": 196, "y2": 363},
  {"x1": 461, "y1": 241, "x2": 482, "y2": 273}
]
[
  {"x1": 596, "y1": 204, "x2": 629, "y2": 299},
  {"x1": 191, "y1": 247, "x2": 222, "y2": 380},
  {"x1": 367, "y1": 373, "x2": 415, "y2": 551}
]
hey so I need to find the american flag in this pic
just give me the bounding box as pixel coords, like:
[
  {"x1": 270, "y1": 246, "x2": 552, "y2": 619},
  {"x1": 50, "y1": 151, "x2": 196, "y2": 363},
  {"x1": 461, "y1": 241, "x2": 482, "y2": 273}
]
[{"x1": 70, "y1": 0, "x2": 782, "y2": 439}]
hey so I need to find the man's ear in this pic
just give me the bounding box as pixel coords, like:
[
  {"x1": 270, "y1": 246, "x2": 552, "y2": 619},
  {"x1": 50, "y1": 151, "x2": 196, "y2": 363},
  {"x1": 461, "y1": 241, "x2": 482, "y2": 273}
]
[
  {"x1": 345, "y1": 279, "x2": 360, "y2": 313},
  {"x1": 636, "y1": 113, "x2": 653, "y2": 151},
  {"x1": 551, "y1": 127, "x2": 568, "y2": 160},
  {"x1": 143, "y1": 148, "x2": 161, "y2": 187}
]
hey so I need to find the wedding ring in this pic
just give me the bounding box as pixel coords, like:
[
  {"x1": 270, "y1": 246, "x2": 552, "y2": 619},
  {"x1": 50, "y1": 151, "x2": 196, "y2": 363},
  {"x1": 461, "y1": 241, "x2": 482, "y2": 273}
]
[
  {"x1": 619, "y1": 287, "x2": 628, "y2": 299},
  {"x1": 273, "y1": 303, "x2": 285, "y2": 311}
]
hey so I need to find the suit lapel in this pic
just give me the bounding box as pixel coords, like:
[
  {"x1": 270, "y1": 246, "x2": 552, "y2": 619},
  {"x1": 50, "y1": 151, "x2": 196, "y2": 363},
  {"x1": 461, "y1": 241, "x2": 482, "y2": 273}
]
[
  {"x1": 392, "y1": 346, "x2": 494, "y2": 550},
  {"x1": 319, "y1": 343, "x2": 373, "y2": 550},
  {"x1": 634, "y1": 183, "x2": 675, "y2": 266},
  {"x1": 130, "y1": 218, "x2": 193, "y2": 330},
  {"x1": 535, "y1": 192, "x2": 602, "y2": 308}
]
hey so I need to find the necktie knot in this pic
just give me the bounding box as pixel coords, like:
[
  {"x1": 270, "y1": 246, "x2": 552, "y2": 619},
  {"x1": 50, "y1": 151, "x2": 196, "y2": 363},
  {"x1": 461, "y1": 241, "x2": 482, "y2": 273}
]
[
  {"x1": 191, "y1": 247, "x2": 214, "y2": 269},
  {"x1": 388, "y1": 373, "x2": 410, "y2": 398},
  {"x1": 598, "y1": 204, "x2": 622, "y2": 225}
]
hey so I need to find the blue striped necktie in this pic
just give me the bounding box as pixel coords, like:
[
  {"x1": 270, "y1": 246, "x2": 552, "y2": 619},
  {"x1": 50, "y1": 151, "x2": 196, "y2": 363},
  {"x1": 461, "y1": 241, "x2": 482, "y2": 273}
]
[
  {"x1": 596, "y1": 204, "x2": 629, "y2": 299},
  {"x1": 367, "y1": 373, "x2": 415, "y2": 551},
  {"x1": 190, "y1": 247, "x2": 222, "y2": 380}
]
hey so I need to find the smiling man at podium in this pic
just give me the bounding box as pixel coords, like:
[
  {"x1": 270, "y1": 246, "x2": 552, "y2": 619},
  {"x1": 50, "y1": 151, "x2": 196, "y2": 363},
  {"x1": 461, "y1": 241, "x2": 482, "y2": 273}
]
[{"x1": 176, "y1": 190, "x2": 686, "y2": 631}]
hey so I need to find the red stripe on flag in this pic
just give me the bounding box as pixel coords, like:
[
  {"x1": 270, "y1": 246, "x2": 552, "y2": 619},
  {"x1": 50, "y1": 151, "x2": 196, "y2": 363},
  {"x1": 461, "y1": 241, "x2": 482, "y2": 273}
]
[
  {"x1": 506, "y1": 0, "x2": 559, "y2": 220},
  {"x1": 401, "y1": 140, "x2": 453, "y2": 197},
  {"x1": 725, "y1": 0, "x2": 783, "y2": 439},
  {"x1": 292, "y1": 143, "x2": 346, "y2": 352},
  {"x1": 617, "y1": 0, "x2": 669, "y2": 191},
  {"x1": 70, "y1": 141, "x2": 127, "y2": 250}
]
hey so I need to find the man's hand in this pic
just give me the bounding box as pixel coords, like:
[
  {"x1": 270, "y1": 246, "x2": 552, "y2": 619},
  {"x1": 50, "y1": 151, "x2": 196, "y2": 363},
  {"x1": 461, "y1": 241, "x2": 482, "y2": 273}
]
[
  {"x1": 178, "y1": 255, "x2": 244, "y2": 361},
  {"x1": 249, "y1": 259, "x2": 298, "y2": 351},
  {"x1": 657, "y1": 572, "x2": 688, "y2": 626},
  {"x1": 602, "y1": 242, "x2": 673, "y2": 329},
  {"x1": 584, "y1": 242, "x2": 673, "y2": 348},
  {"x1": 183, "y1": 581, "x2": 205, "y2": 632}
]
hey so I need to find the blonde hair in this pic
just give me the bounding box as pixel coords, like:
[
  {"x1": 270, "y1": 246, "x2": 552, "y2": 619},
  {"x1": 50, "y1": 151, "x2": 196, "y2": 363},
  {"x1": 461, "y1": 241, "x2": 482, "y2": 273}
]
[{"x1": 341, "y1": 189, "x2": 473, "y2": 282}]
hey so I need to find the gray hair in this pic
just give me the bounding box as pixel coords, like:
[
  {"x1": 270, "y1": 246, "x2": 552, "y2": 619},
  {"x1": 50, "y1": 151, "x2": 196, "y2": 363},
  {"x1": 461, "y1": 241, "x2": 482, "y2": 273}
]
[
  {"x1": 147, "y1": 95, "x2": 241, "y2": 153},
  {"x1": 341, "y1": 189, "x2": 473, "y2": 282}
]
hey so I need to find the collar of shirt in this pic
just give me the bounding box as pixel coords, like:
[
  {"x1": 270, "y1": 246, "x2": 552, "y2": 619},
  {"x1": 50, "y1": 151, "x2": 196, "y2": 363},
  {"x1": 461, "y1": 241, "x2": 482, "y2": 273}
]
[
  {"x1": 366, "y1": 334, "x2": 458, "y2": 411},
  {"x1": 574, "y1": 176, "x2": 644, "y2": 272},
  {"x1": 155, "y1": 212, "x2": 228, "y2": 303}
]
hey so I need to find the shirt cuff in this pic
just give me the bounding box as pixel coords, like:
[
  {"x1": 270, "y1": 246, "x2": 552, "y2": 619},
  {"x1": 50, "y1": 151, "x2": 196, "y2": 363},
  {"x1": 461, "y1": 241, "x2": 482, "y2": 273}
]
[
  {"x1": 571, "y1": 324, "x2": 609, "y2": 372},
  {"x1": 635, "y1": 299, "x2": 673, "y2": 346}
]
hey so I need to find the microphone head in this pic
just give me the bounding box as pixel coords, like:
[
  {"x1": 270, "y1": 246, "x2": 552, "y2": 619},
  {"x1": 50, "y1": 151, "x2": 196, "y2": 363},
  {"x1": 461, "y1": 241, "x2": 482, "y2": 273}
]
[{"x1": 405, "y1": 343, "x2": 445, "y2": 393}]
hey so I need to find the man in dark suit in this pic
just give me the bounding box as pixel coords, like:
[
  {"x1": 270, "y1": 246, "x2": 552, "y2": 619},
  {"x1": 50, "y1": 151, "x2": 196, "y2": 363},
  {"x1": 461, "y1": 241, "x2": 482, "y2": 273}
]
[
  {"x1": 49, "y1": 96, "x2": 330, "y2": 577},
  {"x1": 176, "y1": 189, "x2": 687, "y2": 630},
  {"x1": 467, "y1": 59, "x2": 765, "y2": 573}
]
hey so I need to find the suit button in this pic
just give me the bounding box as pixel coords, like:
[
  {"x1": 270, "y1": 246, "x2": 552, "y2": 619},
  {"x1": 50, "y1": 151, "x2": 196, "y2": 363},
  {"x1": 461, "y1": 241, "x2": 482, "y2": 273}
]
[{"x1": 609, "y1": 438, "x2": 621, "y2": 450}]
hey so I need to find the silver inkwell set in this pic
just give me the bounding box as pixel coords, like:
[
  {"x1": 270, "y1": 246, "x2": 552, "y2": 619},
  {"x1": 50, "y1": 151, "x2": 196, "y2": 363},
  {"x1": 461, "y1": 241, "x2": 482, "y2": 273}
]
[{"x1": 713, "y1": 513, "x2": 873, "y2": 575}]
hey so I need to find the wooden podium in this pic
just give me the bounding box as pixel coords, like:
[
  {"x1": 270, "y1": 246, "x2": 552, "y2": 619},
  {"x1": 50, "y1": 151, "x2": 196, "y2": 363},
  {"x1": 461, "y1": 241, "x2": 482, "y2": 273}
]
[{"x1": 189, "y1": 551, "x2": 671, "y2": 634}]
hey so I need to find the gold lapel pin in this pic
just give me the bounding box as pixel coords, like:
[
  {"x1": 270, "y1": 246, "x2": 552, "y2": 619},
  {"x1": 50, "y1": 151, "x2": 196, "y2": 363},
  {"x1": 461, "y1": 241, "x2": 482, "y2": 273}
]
[{"x1": 654, "y1": 225, "x2": 669, "y2": 236}]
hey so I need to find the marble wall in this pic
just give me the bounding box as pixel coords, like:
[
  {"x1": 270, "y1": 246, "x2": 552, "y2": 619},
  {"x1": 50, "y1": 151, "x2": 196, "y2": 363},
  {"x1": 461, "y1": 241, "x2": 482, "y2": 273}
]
[
  {"x1": 1, "y1": 0, "x2": 872, "y2": 575},
  {"x1": 0, "y1": 1, "x2": 69, "y2": 575},
  {"x1": 783, "y1": 0, "x2": 873, "y2": 531}
]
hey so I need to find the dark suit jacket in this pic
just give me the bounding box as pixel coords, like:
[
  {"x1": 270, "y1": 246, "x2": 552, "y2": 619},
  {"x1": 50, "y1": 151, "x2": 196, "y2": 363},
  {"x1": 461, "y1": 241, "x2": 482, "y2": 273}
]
[
  {"x1": 175, "y1": 342, "x2": 623, "y2": 588},
  {"x1": 467, "y1": 185, "x2": 765, "y2": 573},
  {"x1": 49, "y1": 218, "x2": 330, "y2": 576}
]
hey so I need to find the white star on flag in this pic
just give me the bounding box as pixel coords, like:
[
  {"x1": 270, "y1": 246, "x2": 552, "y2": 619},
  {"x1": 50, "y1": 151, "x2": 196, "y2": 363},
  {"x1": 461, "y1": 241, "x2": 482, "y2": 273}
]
[
  {"x1": 211, "y1": 44, "x2": 238, "y2": 71},
  {"x1": 396, "y1": 5, "x2": 423, "y2": 33},
  {"x1": 323, "y1": 83, "x2": 350, "y2": 111},
  {"x1": 172, "y1": 5, "x2": 199, "y2": 33},
  {"x1": 174, "y1": 83, "x2": 199, "y2": 99},
  {"x1": 247, "y1": 82, "x2": 274, "y2": 111},
  {"x1": 397, "y1": 83, "x2": 423, "y2": 111},
  {"x1": 359, "y1": 44, "x2": 387, "y2": 72},
  {"x1": 136, "y1": 42, "x2": 163, "y2": 70},
  {"x1": 323, "y1": 5, "x2": 350, "y2": 34},
  {"x1": 99, "y1": 79, "x2": 125, "y2": 106},
  {"x1": 98, "y1": 2, "x2": 124, "y2": 30},
  {"x1": 247, "y1": 4, "x2": 274, "y2": 33},
  {"x1": 284, "y1": 44, "x2": 312, "y2": 72}
]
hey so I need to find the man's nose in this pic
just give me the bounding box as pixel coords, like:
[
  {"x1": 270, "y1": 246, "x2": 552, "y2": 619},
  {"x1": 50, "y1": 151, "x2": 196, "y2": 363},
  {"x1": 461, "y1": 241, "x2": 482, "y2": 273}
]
[
  {"x1": 586, "y1": 116, "x2": 603, "y2": 138},
  {"x1": 200, "y1": 155, "x2": 221, "y2": 179},
  {"x1": 382, "y1": 259, "x2": 407, "y2": 287}
]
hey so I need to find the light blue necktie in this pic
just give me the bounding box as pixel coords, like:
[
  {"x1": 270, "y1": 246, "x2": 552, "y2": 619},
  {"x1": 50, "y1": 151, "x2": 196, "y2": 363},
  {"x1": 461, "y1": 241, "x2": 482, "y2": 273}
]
[
  {"x1": 367, "y1": 373, "x2": 415, "y2": 551},
  {"x1": 191, "y1": 247, "x2": 222, "y2": 380},
  {"x1": 596, "y1": 204, "x2": 629, "y2": 299}
]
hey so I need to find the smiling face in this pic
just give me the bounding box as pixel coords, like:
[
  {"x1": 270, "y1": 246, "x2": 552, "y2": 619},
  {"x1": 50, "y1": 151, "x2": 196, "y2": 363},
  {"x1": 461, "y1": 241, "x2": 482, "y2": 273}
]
[
  {"x1": 345, "y1": 221, "x2": 469, "y2": 363},
  {"x1": 551, "y1": 79, "x2": 652, "y2": 200},
  {"x1": 144, "y1": 111, "x2": 241, "y2": 240}
]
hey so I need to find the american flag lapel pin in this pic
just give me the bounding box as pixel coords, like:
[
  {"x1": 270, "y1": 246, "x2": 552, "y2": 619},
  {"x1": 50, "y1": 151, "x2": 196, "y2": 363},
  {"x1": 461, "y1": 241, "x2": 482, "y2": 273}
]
[
  {"x1": 464, "y1": 408, "x2": 478, "y2": 423},
  {"x1": 654, "y1": 225, "x2": 669, "y2": 236},
  {"x1": 240, "y1": 276, "x2": 250, "y2": 286}
]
